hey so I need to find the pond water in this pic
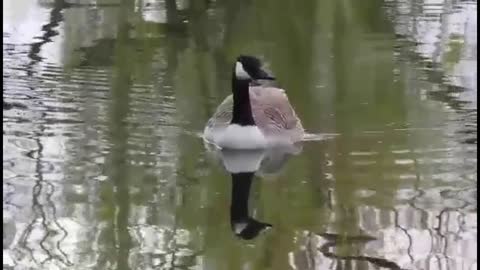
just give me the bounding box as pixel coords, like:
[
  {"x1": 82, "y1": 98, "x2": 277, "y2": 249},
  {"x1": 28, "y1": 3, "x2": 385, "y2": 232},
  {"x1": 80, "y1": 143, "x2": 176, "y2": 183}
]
[{"x1": 3, "y1": 0, "x2": 477, "y2": 269}]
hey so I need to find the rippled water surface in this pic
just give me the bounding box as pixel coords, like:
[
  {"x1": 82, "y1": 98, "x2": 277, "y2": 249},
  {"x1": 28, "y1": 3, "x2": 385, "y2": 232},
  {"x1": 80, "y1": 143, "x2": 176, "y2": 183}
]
[{"x1": 3, "y1": 0, "x2": 477, "y2": 269}]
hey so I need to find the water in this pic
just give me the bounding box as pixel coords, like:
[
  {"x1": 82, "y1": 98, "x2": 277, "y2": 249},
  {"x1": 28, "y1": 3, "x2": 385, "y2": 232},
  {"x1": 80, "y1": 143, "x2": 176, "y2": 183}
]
[{"x1": 3, "y1": 0, "x2": 476, "y2": 269}]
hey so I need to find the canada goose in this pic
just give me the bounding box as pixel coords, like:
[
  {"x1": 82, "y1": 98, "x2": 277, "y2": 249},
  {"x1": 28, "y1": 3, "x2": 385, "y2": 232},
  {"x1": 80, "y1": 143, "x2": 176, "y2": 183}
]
[
  {"x1": 203, "y1": 55, "x2": 304, "y2": 149},
  {"x1": 230, "y1": 171, "x2": 271, "y2": 240},
  {"x1": 210, "y1": 146, "x2": 301, "y2": 239}
]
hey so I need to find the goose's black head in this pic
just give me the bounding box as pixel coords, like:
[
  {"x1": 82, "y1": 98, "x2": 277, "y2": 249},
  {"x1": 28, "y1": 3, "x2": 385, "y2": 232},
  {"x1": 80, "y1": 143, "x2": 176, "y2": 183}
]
[
  {"x1": 233, "y1": 218, "x2": 272, "y2": 240},
  {"x1": 234, "y1": 55, "x2": 275, "y2": 82}
]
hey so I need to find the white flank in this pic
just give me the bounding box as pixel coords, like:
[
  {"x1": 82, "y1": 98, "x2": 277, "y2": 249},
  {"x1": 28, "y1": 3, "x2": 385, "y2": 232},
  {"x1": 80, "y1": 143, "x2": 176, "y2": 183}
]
[
  {"x1": 216, "y1": 124, "x2": 267, "y2": 149},
  {"x1": 235, "y1": 61, "x2": 250, "y2": 79}
]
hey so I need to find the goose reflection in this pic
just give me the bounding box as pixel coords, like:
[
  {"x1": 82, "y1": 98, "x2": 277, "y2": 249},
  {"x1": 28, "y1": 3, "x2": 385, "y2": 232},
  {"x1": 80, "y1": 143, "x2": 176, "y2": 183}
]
[
  {"x1": 230, "y1": 171, "x2": 271, "y2": 240},
  {"x1": 207, "y1": 144, "x2": 302, "y2": 240}
]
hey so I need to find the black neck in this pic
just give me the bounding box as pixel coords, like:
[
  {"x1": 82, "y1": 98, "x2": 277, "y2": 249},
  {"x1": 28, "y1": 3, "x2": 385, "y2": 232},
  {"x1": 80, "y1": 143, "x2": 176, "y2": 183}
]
[
  {"x1": 230, "y1": 172, "x2": 254, "y2": 222},
  {"x1": 231, "y1": 76, "x2": 255, "y2": 126}
]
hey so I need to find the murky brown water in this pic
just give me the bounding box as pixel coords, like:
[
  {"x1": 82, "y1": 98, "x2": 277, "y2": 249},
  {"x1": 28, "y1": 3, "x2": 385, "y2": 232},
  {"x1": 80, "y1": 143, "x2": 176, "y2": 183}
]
[{"x1": 3, "y1": 0, "x2": 477, "y2": 269}]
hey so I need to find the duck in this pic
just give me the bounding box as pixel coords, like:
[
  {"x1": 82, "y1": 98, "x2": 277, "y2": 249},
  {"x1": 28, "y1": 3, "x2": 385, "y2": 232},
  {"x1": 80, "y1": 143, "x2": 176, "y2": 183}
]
[{"x1": 203, "y1": 55, "x2": 304, "y2": 149}]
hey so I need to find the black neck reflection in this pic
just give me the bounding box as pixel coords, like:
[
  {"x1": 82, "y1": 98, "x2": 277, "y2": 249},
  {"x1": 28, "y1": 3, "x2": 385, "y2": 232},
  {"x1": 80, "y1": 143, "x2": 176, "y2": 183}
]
[
  {"x1": 230, "y1": 172, "x2": 272, "y2": 240},
  {"x1": 213, "y1": 145, "x2": 303, "y2": 240}
]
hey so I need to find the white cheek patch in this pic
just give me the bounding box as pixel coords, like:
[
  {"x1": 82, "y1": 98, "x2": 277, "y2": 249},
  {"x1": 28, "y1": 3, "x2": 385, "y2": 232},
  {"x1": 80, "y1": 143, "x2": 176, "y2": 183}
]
[
  {"x1": 235, "y1": 62, "x2": 251, "y2": 79},
  {"x1": 234, "y1": 222, "x2": 248, "y2": 234}
]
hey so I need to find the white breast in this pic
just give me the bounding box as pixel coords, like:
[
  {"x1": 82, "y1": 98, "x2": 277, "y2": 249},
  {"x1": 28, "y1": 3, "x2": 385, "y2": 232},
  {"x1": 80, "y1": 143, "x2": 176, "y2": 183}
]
[{"x1": 216, "y1": 124, "x2": 267, "y2": 149}]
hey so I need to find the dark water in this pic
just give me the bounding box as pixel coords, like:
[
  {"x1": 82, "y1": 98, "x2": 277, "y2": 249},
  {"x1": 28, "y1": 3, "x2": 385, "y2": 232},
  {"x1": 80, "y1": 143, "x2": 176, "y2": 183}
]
[{"x1": 3, "y1": 0, "x2": 477, "y2": 269}]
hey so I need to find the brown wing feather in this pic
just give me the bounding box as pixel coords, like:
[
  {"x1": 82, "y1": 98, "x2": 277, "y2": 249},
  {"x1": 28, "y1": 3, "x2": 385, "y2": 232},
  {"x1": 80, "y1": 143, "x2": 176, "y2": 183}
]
[
  {"x1": 206, "y1": 86, "x2": 304, "y2": 141},
  {"x1": 249, "y1": 86, "x2": 303, "y2": 133}
]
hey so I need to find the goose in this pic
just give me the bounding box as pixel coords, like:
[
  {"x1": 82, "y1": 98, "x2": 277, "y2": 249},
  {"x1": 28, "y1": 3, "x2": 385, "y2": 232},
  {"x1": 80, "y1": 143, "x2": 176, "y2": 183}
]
[
  {"x1": 208, "y1": 146, "x2": 301, "y2": 239},
  {"x1": 230, "y1": 171, "x2": 272, "y2": 240},
  {"x1": 203, "y1": 55, "x2": 304, "y2": 149}
]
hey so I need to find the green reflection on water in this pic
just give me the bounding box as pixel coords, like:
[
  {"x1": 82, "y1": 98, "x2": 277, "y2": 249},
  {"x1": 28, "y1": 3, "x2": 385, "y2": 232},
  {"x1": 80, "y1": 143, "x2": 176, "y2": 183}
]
[{"x1": 3, "y1": 0, "x2": 476, "y2": 269}]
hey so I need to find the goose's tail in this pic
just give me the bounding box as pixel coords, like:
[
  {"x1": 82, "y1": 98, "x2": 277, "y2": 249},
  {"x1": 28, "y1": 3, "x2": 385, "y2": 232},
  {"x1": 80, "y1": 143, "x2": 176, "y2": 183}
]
[{"x1": 302, "y1": 132, "x2": 340, "y2": 142}]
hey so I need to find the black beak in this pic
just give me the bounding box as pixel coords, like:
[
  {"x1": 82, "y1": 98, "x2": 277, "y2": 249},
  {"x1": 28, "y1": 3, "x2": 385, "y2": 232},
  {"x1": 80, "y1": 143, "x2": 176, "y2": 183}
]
[{"x1": 256, "y1": 69, "x2": 276, "y2": 80}]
